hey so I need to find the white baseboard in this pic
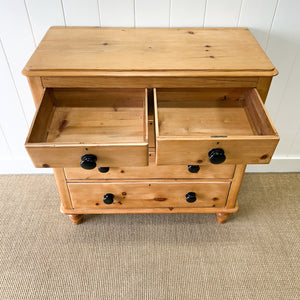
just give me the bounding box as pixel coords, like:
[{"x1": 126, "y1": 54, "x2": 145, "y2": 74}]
[
  {"x1": 0, "y1": 157, "x2": 299, "y2": 174},
  {"x1": 0, "y1": 158, "x2": 53, "y2": 174},
  {"x1": 246, "y1": 157, "x2": 300, "y2": 172}
]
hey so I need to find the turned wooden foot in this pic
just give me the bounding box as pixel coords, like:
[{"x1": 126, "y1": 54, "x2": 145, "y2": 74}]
[
  {"x1": 68, "y1": 214, "x2": 83, "y2": 225},
  {"x1": 216, "y1": 213, "x2": 231, "y2": 224}
]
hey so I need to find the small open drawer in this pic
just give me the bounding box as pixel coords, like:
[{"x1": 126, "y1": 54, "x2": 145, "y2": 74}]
[
  {"x1": 154, "y1": 88, "x2": 279, "y2": 165},
  {"x1": 26, "y1": 88, "x2": 148, "y2": 168}
]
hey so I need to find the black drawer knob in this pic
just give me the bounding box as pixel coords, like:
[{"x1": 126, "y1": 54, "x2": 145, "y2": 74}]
[
  {"x1": 103, "y1": 193, "x2": 114, "y2": 205},
  {"x1": 186, "y1": 192, "x2": 197, "y2": 203},
  {"x1": 188, "y1": 165, "x2": 200, "y2": 173},
  {"x1": 208, "y1": 148, "x2": 226, "y2": 164},
  {"x1": 98, "y1": 167, "x2": 110, "y2": 173},
  {"x1": 80, "y1": 154, "x2": 97, "y2": 170}
]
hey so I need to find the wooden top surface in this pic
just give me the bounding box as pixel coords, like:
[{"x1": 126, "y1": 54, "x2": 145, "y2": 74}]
[{"x1": 23, "y1": 27, "x2": 277, "y2": 77}]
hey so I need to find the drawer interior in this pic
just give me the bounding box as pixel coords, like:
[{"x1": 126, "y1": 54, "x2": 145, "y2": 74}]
[
  {"x1": 154, "y1": 88, "x2": 279, "y2": 165},
  {"x1": 155, "y1": 88, "x2": 277, "y2": 138},
  {"x1": 26, "y1": 88, "x2": 148, "y2": 168},
  {"x1": 28, "y1": 88, "x2": 147, "y2": 145}
]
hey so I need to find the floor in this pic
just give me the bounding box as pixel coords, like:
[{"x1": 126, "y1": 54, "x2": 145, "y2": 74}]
[{"x1": 0, "y1": 173, "x2": 299, "y2": 299}]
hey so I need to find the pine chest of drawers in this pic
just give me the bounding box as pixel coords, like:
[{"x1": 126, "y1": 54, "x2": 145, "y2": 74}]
[{"x1": 23, "y1": 27, "x2": 279, "y2": 224}]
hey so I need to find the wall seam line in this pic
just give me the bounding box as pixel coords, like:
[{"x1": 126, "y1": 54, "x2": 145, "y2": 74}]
[
  {"x1": 273, "y1": 46, "x2": 300, "y2": 156},
  {"x1": 169, "y1": 0, "x2": 172, "y2": 27},
  {"x1": 237, "y1": 0, "x2": 244, "y2": 27},
  {"x1": 60, "y1": 0, "x2": 67, "y2": 26},
  {"x1": 97, "y1": 0, "x2": 101, "y2": 26},
  {"x1": 134, "y1": 0, "x2": 136, "y2": 27},
  {"x1": 0, "y1": 39, "x2": 29, "y2": 129},
  {"x1": 265, "y1": 0, "x2": 280, "y2": 52},
  {"x1": 273, "y1": 45, "x2": 300, "y2": 124},
  {"x1": 288, "y1": 120, "x2": 300, "y2": 156},
  {"x1": 0, "y1": 124, "x2": 12, "y2": 156},
  {"x1": 203, "y1": 0, "x2": 208, "y2": 27},
  {"x1": 23, "y1": 0, "x2": 37, "y2": 47}
]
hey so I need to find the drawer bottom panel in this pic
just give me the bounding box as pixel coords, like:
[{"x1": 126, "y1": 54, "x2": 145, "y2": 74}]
[{"x1": 68, "y1": 181, "x2": 231, "y2": 209}]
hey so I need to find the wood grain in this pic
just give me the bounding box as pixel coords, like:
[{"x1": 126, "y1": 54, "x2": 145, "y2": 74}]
[
  {"x1": 244, "y1": 89, "x2": 278, "y2": 135},
  {"x1": 156, "y1": 138, "x2": 279, "y2": 165},
  {"x1": 26, "y1": 144, "x2": 148, "y2": 168},
  {"x1": 26, "y1": 88, "x2": 55, "y2": 143},
  {"x1": 226, "y1": 164, "x2": 246, "y2": 209},
  {"x1": 60, "y1": 204, "x2": 239, "y2": 215},
  {"x1": 46, "y1": 106, "x2": 145, "y2": 143},
  {"x1": 23, "y1": 27, "x2": 276, "y2": 77},
  {"x1": 155, "y1": 88, "x2": 279, "y2": 165},
  {"x1": 27, "y1": 76, "x2": 44, "y2": 108},
  {"x1": 256, "y1": 77, "x2": 273, "y2": 103},
  {"x1": 68, "y1": 181, "x2": 231, "y2": 209},
  {"x1": 23, "y1": 27, "x2": 278, "y2": 222},
  {"x1": 67, "y1": 214, "x2": 83, "y2": 225},
  {"x1": 53, "y1": 168, "x2": 72, "y2": 209},
  {"x1": 158, "y1": 106, "x2": 253, "y2": 136},
  {"x1": 64, "y1": 153, "x2": 235, "y2": 180},
  {"x1": 41, "y1": 76, "x2": 260, "y2": 88},
  {"x1": 216, "y1": 212, "x2": 231, "y2": 224},
  {"x1": 25, "y1": 88, "x2": 149, "y2": 167},
  {"x1": 52, "y1": 88, "x2": 145, "y2": 106}
]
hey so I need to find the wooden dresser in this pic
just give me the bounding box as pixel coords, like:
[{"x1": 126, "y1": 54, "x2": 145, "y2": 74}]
[{"x1": 23, "y1": 27, "x2": 279, "y2": 224}]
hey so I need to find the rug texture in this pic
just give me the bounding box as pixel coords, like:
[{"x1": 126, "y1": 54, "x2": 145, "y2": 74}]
[{"x1": 0, "y1": 173, "x2": 299, "y2": 299}]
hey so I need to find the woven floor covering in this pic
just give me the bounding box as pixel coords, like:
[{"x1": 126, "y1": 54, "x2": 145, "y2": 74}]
[{"x1": 0, "y1": 174, "x2": 299, "y2": 299}]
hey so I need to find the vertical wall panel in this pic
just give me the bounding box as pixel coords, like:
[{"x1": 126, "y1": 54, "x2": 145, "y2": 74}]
[
  {"x1": 265, "y1": 0, "x2": 300, "y2": 120},
  {"x1": 290, "y1": 123, "x2": 300, "y2": 157},
  {"x1": 135, "y1": 0, "x2": 170, "y2": 27},
  {"x1": 62, "y1": 0, "x2": 100, "y2": 26},
  {"x1": 170, "y1": 0, "x2": 206, "y2": 27},
  {"x1": 238, "y1": 0, "x2": 278, "y2": 50},
  {"x1": 272, "y1": 48, "x2": 300, "y2": 156},
  {"x1": 0, "y1": 42, "x2": 29, "y2": 158},
  {"x1": 0, "y1": 126, "x2": 11, "y2": 158},
  {"x1": 25, "y1": 0, "x2": 65, "y2": 44},
  {"x1": 0, "y1": 0, "x2": 299, "y2": 172},
  {"x1": 99, "y1": 0, "x2": 134, "y2": 27},
  {"x1": 0, "y1": 0, "x2": 36, "y2": 125},
  {"x1": 204, "y1": 0, "x2": 242, "y2": 27}
]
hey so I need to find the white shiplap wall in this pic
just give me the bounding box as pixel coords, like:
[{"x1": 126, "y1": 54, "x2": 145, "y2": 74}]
[{"x1": 0, "y1": 0, "x2": 299, "y2": 174}]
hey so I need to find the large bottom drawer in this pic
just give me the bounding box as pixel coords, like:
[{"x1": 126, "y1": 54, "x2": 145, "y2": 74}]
[{"x1": 68, "y1": 181, "x2": 231, "y2": 209}]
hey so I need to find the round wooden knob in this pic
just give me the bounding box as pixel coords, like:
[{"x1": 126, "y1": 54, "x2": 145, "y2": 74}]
[
  {"x1": 208, "y1": 148, "x2": 226, "y2": 164},
  {"x1": 103, "y1": 193, "x2": 114, "y2": 205},
  {"x1": 98, "y1": 167, "x2": 110, "y2": 173},
  {"x1": 80, "y1": 154, "x2": 97, "y2": 170},
  {"x1": 186, "y1": 192, "x2": 196, "y2": 203},
  {"x1": 188, "y1": 165, "x2": 200, "y2": 173}
]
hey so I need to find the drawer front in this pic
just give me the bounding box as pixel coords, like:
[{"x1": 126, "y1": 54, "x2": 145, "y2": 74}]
[
  {"x1": 65, "y1": 153, "x2": 235, "y2": 180},
  {"x1": 25, "y1": 88, "x2": 148, "y2": 168},
  {"x1": 155, "y1": 88, "x2": 279, "y2": 165},
  {"x1": 68, "y1": 181, "x2": 231, "y2": 209}
]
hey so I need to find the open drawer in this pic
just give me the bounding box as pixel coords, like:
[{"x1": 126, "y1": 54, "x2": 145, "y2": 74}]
[
  {"x1": 154, "y1": 88, "x2": 279, "y2": 165},
  {"x1": 26, "y1": 88, "x2": 148, "y2": 168}
]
